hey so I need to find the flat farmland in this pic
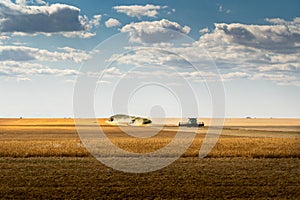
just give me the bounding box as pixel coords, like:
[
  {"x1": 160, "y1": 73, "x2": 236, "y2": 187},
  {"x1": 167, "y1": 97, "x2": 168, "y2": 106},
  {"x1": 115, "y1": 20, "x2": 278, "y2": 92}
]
[{"x1": 0, "y1": 118, "x2": 299, "y2": 199}]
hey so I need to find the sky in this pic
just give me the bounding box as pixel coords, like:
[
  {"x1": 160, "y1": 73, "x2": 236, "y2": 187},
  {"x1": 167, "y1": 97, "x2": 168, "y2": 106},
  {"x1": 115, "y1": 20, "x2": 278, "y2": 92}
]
[{"x1": 0, "y1": 0, "x2": 300, "y2": 118}]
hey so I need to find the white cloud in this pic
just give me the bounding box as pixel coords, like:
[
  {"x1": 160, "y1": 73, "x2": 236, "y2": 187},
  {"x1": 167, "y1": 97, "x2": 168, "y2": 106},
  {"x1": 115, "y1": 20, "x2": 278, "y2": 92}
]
[
  {"x1": 0, "y1": 46, "x2": 91, "y2": 63},
  {"x1": 218, "y1": 5, "x2": 223, "y2": 12},
  {"x1": 79, "y1": 14, "x2": 102, "y2": 31},
  {"x1": 105, "y1": 18, "x2": 121, "y2": 28},
  {"x1": 97, "y1": 80, "x2": 111, "y2": 84},
  {"x1": 265, "y1": 18, "x2": 287, "y2": 25},
  {"x1": 199, "y1": 27, "x2": 209, "y2": 34},
  {"x1": 218, "y1": 4, "x2": 231, "y2": 13},
  {"x1": 0, "y1": 35, "x2": 10, "y2": 41},
  {"x1": 0, "y1": 0, "x2": 101, "y2": 38},
  {"x1": 113, "y1": 4, "x2": 167, "y2": 19},
  {"x1": 35, "y1": 0, "x2": 47, "y2": 5},
  {"x1": 58, "y1": 31, "x2": 96, "y2": 39},
  {"x1": 0, "y1": 61, "x2": 79, "y2": 79},
  {"x1": 120, "y1": 19, "x2": 191, "y2": 43},
  {"x1": 222, "y1": 72, "x2": 250, "y2": 80},
  {"x1": 17, "y1": 76, "x2": 31, "y2": 81},
  {"x1": 103, "y1": 67, "x2": 123, "y2": 77},
  {"x1": 250, "y1": 73, "x2": 300, "y2": 86},
  {"x1": 210, "y1": 18, "x2": 300, "y2": 52},
  {"x1": 0, "y1": 44, "x2": 103, "y2": 80},
  {"x1": 106, "y1": 18, "x2": 300, "y2": 87},
  {"x1": 194, "y1": 18, "x2": 300, "y2": 86}
]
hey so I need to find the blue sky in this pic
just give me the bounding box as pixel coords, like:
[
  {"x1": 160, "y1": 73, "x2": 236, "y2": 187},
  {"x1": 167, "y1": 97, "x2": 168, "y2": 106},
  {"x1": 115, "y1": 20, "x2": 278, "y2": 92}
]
[{"x1": 0, "y1": 0, "x2": 299, "y2": 118}]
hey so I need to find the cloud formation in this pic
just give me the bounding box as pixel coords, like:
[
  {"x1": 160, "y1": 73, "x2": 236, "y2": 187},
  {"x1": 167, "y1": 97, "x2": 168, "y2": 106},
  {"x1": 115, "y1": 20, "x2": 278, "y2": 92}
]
[
  {"x1": 0, "y1": 0, "x2": 101, "y2": 37},
  {"x1": 212, "y1": 18, "x2": 300, "y2": 52},
  {"x1": 193, "y1": 18, "x2": 300, "y2": 86},
  {"x1": 108, "y1": 18, "x2": 300, "y2": 86},
  {"x1": 113, "y1": 4, "x2": 166, "y2": 19},
  {"x1": 199, "y1": 27, "x2": 209, "y2": 34},
  {"x1": 105, "y1": 18, "x2": 121, "y2": 28},
  {"x1": 0, "y1": 61, "x2": 79, "y2": 80},
  {"x1": 120, "y1": 19, "x2": 191, "y2": 43},
  {"x1": 0, "y1": 46, "x2": 91, "y2": 63}
]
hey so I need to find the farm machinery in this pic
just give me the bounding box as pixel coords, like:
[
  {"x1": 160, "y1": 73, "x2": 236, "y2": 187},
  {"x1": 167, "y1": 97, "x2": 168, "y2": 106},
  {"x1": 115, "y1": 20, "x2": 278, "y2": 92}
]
[{"x1": 178, "y1": 118, "x2": 204, "y2": 127}]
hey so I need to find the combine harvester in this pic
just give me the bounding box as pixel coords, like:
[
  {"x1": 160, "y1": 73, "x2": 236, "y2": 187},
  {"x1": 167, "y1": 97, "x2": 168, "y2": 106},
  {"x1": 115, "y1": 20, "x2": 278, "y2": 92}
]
[{"x1": 178, "y1": 118, "x2": 204, "y2": 127}]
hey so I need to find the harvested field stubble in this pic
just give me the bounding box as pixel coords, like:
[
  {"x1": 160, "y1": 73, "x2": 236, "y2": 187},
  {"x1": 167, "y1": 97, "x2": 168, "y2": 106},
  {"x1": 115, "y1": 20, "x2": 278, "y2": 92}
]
[{"x1": 0, "y1": 157, "x2": 299, "y2": 199}]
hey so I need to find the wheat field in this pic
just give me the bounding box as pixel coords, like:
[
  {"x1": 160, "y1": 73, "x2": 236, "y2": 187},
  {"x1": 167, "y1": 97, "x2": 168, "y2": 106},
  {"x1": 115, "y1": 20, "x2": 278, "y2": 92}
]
[
  {"x1": 0, "y1": 118, "x2": 299, "y2": 199},
  {"x1": 0, "y1": 118, "x2": 299, "y2": 158}
]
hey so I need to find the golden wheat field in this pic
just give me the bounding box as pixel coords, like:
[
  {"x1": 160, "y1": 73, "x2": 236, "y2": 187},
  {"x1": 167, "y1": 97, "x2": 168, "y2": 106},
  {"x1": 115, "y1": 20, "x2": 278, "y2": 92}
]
[{"x1": 0, "y1": 118, "x2": 299, "y2": 199}]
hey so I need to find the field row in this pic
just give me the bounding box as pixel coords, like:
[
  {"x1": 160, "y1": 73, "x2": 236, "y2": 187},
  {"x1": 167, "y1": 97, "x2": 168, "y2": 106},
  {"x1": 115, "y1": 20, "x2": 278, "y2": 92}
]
[
  {"x1": 0, "y1": 124, "x2": 299, "y2": 158},
  {"x1": 0, "y1": 137, "x2": 299, "y2": 158},
  {"x1": 1, "y1": 157, "x2": 299, "y2": 199}
]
